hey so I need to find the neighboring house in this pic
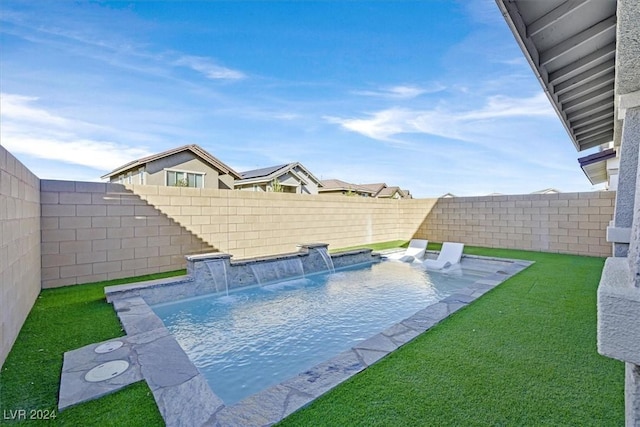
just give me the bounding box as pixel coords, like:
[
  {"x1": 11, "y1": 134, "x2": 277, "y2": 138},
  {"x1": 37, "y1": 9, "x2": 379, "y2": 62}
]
[
  {"x1": 360, "y1": 183, "x2": 411, "y2": 199},
  {"x1": 235, "y1": 163, "x2": 323, "y2": 194},
  {"x1": 376, "y1": 186, "x2": 411, "y2": 199},
  {"x1": 358, "y1": 183, "x2": 387, "y2": 196},
  {"x1": 318, "y1": 179, "x2": 377, "y2": 197},
  {"x1": 101, "y1": 144, "x2": 241, "y2": 189},
  {"x1": 319, "y1": 180, "x2": 412, "y2": 198},
  {"x1": 440, "y1": 192, "x2": 456, "y2": 198}
]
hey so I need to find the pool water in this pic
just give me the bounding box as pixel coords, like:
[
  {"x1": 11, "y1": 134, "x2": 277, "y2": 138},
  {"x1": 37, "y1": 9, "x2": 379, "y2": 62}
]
[{"x1": 152, "y1": 260, "x2": 488, "y2": 405}]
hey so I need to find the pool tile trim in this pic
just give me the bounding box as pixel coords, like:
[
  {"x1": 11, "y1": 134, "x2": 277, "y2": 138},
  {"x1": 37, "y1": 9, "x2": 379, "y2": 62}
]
[{"x1": 59, "y1": 253, "x2": 533, "y2": 427}]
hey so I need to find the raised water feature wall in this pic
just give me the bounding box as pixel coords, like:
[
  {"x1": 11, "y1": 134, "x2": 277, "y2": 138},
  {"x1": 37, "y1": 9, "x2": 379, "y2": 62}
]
[{"x1": 105, "y1": 244, "x2": 379, "y2": 305}]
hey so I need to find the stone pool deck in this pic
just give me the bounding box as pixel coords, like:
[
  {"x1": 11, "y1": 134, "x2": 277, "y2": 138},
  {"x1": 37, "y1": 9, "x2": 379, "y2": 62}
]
[{"x1": 58, "y1": 253, "x2": 532, "y2": 426}]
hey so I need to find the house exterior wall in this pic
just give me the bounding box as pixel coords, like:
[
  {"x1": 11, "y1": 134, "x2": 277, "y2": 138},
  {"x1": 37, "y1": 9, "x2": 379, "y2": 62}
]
[
  {"x1": 219, "y1": 173, "x2": 235, "y2": 190},
  {"x1": 108, "y1": 152, "x2": 237, "y2": 189},
  {"x1": 0, "y1": 145, "x2": 41, "y2": 368},
  {"x1": 279, "y1": 172, "x2": 301, "y2": 192},
  {"x1": 292, "y1": 165, "x2": 320, "y2": 195},
  {"x1": 145, "y1": 152, "x2": 221, "y2": 188}
]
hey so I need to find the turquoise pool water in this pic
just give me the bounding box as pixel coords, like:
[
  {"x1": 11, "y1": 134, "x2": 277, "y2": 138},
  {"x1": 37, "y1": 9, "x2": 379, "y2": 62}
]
[{"x1": 152, "y1": 260, "x2": 488, "y2": 405}]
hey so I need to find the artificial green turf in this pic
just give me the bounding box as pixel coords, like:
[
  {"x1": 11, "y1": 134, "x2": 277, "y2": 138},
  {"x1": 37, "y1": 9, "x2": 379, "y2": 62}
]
[
  {"x1": 278, "y1": 248, "x2": 624, "y2": 426},
  {"x1": 331, "y1": 240, "x2": 409, "y2": 253},
  {"x1": 0, "y1": 271, "x2": 184, "y2": 426},
  {"x1": 0, "y1": 247, "x2": 625, "y2": 426}
]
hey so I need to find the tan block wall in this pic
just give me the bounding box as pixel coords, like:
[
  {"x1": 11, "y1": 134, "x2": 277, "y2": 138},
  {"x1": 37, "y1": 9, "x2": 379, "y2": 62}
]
[
  {"x1": 128, "y1": 185, "x2": 406, "y2": 259},
  {"x1": 39, "y1": 181, "x2": 615, "y2": 288},
  {"x1": 40, "y1": 181, "x2": 213, "y2": 289},
  {"x1": 410, "y1": 192, "x2": 615, "y2": 257},
  {"x1": 1, "y1": 146, "x2": 41, "y2": 368}
]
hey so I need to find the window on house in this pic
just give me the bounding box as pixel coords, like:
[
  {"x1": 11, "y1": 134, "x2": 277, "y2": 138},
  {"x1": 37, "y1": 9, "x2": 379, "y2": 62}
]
[
  {"x1": 166, "y1": 170, "x2": 205, "y2": 188},
  {"x1": 282, "y1": 185, "x2": 296, "y2": 194}
]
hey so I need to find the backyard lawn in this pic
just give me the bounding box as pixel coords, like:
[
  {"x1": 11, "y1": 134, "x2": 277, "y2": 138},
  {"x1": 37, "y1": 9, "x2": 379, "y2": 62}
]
[{"x1": 0, "y1": 243, "x2": 624, "y2": 426}]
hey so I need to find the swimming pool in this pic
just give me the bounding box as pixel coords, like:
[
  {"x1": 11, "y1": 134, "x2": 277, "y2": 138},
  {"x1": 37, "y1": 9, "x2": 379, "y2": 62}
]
[{"x1": 152, "y1": 260, "x2": 491, "y2": 405}]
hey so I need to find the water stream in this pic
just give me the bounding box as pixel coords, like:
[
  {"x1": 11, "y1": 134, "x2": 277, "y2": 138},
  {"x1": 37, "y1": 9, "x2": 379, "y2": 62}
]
[
  {"x1": 312, "y1": 247, "x2": 335, "y2": 273},
  {"x1": 250, "y1": 257, "x2": 305, "y2": 285},
  {"x1": 205, "y1": 259, "x2": 229, "y2": 296}
]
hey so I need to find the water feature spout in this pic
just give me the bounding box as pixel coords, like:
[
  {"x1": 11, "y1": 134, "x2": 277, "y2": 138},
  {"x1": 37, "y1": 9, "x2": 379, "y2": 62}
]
[
  {"x1": 205, "y1": 259, "x2": 230, "y2": 296},
  {"x1": 250, "y1": 256, "x2": 305, "y2": 286},
  {"x1": 313, "y1": 247, "x2": 335, "y2": 274}
]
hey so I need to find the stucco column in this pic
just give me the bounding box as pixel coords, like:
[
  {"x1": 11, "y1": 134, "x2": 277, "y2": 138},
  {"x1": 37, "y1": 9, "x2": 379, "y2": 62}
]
[
  {"x1": 628, "y1": 108, "x2": 640, "y2": 285},
  {"x1": 599, "y1": 104, "x2": 640, "y2": 427},
  {"x1": 627, "y1": 364, "x2": 640, "y2": 427},
  {"x1": 625, "y1": 106, "x2": 640, "y2": 427},
  {"x1": 611, "y1": 107, "x2": 640, "y2": 257}
]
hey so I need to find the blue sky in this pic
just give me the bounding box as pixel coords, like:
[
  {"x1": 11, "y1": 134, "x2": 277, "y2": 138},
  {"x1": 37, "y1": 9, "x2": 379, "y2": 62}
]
[{"x1": 0, "y1": 0, "x2": 601, "y2": 197}]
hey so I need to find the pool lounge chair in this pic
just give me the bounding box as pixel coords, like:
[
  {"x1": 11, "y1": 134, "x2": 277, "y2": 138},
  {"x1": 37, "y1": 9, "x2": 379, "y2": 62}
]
[
  {"x1": 422, "y1": 242, "x2": 464, "y2": 270},
  {"x1": 387, "y1": 239, "x2": 428, "y2": 263}
]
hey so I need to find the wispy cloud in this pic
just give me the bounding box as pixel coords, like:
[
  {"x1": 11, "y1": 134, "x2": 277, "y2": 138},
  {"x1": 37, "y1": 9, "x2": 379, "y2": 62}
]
[
  {"x1": 174, "y1": 55, "x2": 246, "y2": 80},
  {"x1": 1, "y1": 93, "x2": 152, "y2": 171},
  {"x1": 326, "y1": 92, "x2": 555, "y2": 143},
  {"x1": 459, "y1": 0, "x2": 506, "y2": 26},
  {"x1": 1, "y1": 3, "x2": 246, "y2": 84},
  {"x1": 352, "y1": 84, "x2": 445, "y2": 99},
  {"x1": 497, "y1": 57, "x2": 527, "y2": 66}
]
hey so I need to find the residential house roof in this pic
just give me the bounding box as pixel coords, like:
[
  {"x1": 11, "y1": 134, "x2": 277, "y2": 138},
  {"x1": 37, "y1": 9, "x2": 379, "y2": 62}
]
[
  {"x1": 358, "y1": 183, "x2": 387, "y2": 195},
  {"x1": 101, "y1": 144, "x2": 241, "y2": 180},
  {"x1": 320, "y1": 180, "x2": 411, "y2": 198},
  {"x1": 495, "y1": 0, "x2": 616, "y2": 152},
  {"x1": 578, "y1": 147, "x2": 617, "y2": 185},
  {"x1": 318, "y1": 179, "x2": 376, "y2": 195},
  {"x1": 377, "y1": 186, "x2": 409, "y2": 198},
  {"x1": 236, "y1": 162, "x2": 323, "y2": 186}
]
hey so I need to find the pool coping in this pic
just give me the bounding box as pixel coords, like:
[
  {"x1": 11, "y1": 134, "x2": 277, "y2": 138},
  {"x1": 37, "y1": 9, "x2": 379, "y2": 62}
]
[{"x1": 59, "y1": 253, "x2": 533, "y2": 426}]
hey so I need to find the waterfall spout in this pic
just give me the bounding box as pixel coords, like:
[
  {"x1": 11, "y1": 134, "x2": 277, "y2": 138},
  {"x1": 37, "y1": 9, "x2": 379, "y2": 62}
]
[
  {"x1": 205, "y1": 259, "x2": 230, "y2": 296},
  {"x1": 313, "y1": 247, "x2": 335, "y2": 274}
]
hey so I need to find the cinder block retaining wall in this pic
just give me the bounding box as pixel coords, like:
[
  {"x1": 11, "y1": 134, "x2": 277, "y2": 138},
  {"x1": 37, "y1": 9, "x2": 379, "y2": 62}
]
[
  {"x1": 40, "y1": 181, "x2": 213, "y2": 289},
  {"x1": 0, "y1": 146, "x2": 41, "y2": 367},
  {"x1": 127, "y1": 184, "x2": 412, "y2": 259},
  {"x1": 412, "y1": 192, "x2": 615, "y2": 258},
  {"x1": 39, "y1": 182, "x2": 616, "y2": 289}
]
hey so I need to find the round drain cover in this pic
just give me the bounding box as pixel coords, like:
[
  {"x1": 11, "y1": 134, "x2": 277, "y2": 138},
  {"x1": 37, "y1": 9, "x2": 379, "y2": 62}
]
[
  {"x1": 84, "y1": 360, "x2": 130, "y2": 382},
  {"x1": 94, "y1": 341, "x2": 124, "y2": 354}
]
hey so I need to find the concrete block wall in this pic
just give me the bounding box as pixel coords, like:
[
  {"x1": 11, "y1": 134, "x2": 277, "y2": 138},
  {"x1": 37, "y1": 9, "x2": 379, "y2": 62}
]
[
  {"x1": 37, "y1": 181, "x2": 617, "y2": 288},
  {"x1": 127, "y1": 185, "x2": 406, "y2": 259},
  {"x1": 0, "y1": 145, "x2": 41, "y2": 368},
  {"x1": 412, "y1": 192, "x2": 615, "y2": 257},
  {"x1": 40, "y1": 180, "x2": 213, "y2": 288}
]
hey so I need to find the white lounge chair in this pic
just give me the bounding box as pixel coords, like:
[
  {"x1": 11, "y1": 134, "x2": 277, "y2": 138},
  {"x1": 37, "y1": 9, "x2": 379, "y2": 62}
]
[
  {"x1": 386, "y1": 239, "x2": 428, "y2": 263},
  {"x1": 422, "y1": 242, "x2": 464, "y2": 270}
]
